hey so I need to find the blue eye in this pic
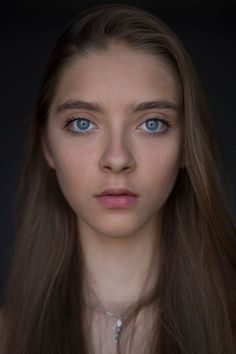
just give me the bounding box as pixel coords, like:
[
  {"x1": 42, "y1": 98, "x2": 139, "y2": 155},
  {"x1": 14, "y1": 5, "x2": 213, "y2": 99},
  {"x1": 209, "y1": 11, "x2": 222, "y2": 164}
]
[
  {"x1": 63, "y1": 116, "x2": 171, "y2": 136},
  {"x1": 140, "y1": 118, "x2": 169, "y2": 134},
  {"x1": 63, "y1": 117, "x2": 96, "y2": 136}
]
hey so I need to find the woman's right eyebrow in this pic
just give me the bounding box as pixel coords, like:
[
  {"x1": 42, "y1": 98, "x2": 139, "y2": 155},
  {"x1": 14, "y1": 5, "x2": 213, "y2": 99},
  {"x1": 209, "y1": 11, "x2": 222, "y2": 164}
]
[{"x1": 56, "y1": 98, "x2": 178, "y2": 114}]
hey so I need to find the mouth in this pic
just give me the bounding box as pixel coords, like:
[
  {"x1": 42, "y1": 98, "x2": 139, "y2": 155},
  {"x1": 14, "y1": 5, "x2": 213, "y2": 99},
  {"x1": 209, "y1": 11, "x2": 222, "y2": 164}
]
[
  {"x1": 95, "y1": 194, "x2": 138, "y2": 208},
  {"x1": 104, "y1": 193, "x2": 131, "y2": 196},
  {"x1": 95, "y1": 187, "x2": 138, "y2": 197}
]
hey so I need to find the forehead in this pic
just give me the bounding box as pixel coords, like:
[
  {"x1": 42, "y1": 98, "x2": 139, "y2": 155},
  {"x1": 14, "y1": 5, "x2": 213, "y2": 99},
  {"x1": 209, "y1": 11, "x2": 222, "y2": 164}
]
[{"x1": 51, "y1": 44, "x2": 180, "y2": 113}]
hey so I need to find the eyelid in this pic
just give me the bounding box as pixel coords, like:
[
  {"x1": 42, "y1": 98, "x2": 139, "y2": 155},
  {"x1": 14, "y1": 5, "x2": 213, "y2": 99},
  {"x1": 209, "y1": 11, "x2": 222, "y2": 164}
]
[
  {"x1": 64, "y1": 111, "x2": 170, "y2": 124},
  {"x1": 63, "y1": 113, "x2": 172, "y2": 135}
]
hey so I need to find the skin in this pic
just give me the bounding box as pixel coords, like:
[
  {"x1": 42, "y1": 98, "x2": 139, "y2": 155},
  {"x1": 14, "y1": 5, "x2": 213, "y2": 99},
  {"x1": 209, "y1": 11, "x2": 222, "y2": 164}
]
[{"x1": 42, "y1": 43, "x2": 183, "y2": 318}]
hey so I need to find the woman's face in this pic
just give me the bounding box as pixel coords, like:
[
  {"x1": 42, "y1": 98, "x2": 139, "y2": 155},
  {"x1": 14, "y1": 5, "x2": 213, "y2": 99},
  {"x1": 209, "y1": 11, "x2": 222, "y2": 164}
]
[{"x1": 43, "y1": 44, "x2": 183, "y2": 239}]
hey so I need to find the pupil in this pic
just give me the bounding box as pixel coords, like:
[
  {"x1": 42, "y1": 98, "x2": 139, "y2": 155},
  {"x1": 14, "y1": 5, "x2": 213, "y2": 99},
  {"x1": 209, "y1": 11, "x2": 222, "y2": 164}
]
[
  {"x1": 77, "y1": 119, "x2": 89, "y2": 130},
  {"x1": 147, "y1": 119, "x2": 158, "y2": 130}
]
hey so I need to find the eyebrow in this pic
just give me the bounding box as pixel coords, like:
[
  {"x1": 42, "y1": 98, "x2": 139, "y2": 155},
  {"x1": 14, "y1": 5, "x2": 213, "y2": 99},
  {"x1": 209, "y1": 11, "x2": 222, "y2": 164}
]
[{"x1": 56, "y1": 99, "x2": 178, "y2": 114}]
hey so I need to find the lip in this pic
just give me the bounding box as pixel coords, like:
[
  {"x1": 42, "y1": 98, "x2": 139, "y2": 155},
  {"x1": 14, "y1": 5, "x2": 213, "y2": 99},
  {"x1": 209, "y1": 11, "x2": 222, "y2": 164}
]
[
  {"x1": 95, "y1": 187, "x2": 138, "y2": 197},
  {"x1": 94, "y1": 187, "x2": 139, "y2": 208},
  {"x1": 95, "y1": 194, "x2": 138, "y2": 208}
]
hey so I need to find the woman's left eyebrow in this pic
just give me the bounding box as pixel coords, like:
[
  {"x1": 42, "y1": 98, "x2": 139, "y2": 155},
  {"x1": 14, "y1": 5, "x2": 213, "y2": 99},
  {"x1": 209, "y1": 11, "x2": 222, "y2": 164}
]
[{"x1": 56, "y1": 99, "x2": 178, "y2": 114}]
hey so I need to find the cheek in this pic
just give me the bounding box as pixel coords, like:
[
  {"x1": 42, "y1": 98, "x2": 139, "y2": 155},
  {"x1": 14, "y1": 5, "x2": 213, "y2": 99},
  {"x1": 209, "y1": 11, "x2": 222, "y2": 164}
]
[
  {"x1": 50, "y1": 144, "x2": 95, "y2": 209},
  {"x1": 50, "y1": 137, "x2": 93, "y2": 174},
  {"x1": 152, "y1": 158, "x2": 180, "y2": 197},
  {"x1": 142, "y1": 138, "x2": 181, "y2": 202}
]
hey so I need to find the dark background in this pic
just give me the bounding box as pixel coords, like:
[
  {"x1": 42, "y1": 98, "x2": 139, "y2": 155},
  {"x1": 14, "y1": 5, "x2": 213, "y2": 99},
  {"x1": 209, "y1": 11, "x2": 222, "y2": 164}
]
[{"x1": 0, "y1": 0, "x2": 235, "y2": 304}]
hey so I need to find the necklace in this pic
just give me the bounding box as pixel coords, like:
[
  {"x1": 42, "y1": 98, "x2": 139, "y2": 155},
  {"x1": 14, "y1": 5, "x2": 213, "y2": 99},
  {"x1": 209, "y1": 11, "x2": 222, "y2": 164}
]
[{"x1": 86, "y1": 304, "x2": 123, "y2": 343}]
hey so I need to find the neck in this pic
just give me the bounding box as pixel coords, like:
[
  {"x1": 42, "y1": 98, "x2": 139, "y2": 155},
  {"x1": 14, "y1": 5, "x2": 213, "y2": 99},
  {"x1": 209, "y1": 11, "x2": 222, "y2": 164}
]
[{"x1": 78, "y1": 216, "x2": 162, "y2": 315}]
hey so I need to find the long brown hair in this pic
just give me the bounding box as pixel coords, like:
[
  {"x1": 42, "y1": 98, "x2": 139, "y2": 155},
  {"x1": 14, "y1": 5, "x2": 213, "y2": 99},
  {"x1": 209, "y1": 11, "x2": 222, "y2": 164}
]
[{"x1": 1, "y1": 3, "x2": 235, "y2": 353}]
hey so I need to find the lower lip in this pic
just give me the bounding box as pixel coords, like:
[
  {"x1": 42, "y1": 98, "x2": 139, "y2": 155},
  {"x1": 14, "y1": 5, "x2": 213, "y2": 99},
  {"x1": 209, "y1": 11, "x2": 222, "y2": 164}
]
[{"x1": 95, "y1": 195, "x2": 138, "y2": 208}]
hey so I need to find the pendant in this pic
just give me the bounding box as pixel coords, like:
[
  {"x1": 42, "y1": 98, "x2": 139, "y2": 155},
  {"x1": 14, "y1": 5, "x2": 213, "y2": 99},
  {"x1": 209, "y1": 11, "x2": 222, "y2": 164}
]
[{"x1": 112, "y1": 317, "x2": 122, "y2": 342}]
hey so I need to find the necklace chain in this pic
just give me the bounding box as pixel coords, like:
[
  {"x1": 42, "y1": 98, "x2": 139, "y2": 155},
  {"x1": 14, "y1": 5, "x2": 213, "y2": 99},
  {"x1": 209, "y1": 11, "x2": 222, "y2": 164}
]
[{"x1": 85, "y1": 303, "x2": 124, "y2": 343}]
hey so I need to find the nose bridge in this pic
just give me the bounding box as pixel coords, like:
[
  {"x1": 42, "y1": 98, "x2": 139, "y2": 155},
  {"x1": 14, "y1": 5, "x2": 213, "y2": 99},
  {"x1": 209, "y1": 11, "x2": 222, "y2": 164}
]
[
  {"x1": 107, "y1": 121, "x2": 129, "y2": 149},
  {"x1": 99, "y1": 120, "x2": 135, "y2": 172}
]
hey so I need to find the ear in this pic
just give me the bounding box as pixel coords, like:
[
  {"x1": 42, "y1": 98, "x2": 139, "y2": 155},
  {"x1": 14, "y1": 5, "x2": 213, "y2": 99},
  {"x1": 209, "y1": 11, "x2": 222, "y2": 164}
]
[{"x1": 41, "y1": 134, "x2": 55, "y2": 169}]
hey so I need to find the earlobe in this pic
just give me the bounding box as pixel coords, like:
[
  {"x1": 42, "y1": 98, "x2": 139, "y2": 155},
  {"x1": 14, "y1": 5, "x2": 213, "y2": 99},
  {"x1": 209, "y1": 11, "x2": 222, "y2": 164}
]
[{"x1": 41, "y1": 135, "x2": 55, "y2": 169}]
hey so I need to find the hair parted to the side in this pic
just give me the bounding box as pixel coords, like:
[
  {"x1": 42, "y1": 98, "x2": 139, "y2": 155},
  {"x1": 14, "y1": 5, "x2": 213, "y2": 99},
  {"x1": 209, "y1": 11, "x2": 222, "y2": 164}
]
[{"x1": 1, "y1": 3, "x2": 235, "y2": 354}]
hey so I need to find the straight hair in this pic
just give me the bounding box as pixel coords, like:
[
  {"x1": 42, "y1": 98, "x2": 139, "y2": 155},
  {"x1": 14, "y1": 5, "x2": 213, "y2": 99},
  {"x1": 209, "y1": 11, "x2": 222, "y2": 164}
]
[{"x1": 1, "y1": 3, "x2": 236, "y2": 353}]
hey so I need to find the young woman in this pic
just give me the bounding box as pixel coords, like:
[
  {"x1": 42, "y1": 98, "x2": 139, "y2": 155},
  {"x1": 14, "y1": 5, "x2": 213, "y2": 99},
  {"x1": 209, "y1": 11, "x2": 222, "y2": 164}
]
[{"x1": 1, "y1": 3, "x2": 235, "y2": 354}]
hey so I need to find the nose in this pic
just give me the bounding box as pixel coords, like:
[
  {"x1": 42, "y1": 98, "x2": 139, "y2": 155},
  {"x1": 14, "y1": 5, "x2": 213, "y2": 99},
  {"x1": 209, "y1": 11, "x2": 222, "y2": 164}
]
[{"x1": 99, "y1": 129, "x2": 136, "y2": 174}]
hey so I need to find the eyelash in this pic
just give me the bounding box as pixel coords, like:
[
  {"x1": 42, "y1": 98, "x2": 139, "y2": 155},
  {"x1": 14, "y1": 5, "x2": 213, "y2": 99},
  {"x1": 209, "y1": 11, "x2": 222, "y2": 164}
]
[{"x1": 62, "y1": 116, "x2": 172, "y2": 137}]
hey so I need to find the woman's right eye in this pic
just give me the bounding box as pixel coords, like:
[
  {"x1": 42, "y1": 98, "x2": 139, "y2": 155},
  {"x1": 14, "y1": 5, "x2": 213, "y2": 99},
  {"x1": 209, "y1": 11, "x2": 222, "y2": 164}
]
[{"x1": 63, "y1": 117, "x2": 96, "y2": 136}]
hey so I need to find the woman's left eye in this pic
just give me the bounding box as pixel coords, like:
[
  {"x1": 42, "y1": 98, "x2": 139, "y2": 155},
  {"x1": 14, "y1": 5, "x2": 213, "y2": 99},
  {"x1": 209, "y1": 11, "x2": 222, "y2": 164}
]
[
  {"x1": 63, "y1": 116, "x2": 171, "y2": 136},
  {"x1": 139, "y1": 117, "x2": 171, "y2": 134}
]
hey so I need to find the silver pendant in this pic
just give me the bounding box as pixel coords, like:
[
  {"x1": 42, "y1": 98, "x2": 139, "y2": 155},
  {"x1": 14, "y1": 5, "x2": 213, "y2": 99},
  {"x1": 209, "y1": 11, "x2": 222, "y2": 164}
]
[{"x1": 112, "y1": 317, "x2": 122, "y2": 342}]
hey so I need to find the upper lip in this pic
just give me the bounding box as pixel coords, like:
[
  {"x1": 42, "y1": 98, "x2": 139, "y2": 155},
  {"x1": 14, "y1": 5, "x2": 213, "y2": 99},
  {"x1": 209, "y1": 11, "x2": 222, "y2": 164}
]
[{"x1": 95, "y1": 187, "x2": 138, "y2": 197}]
